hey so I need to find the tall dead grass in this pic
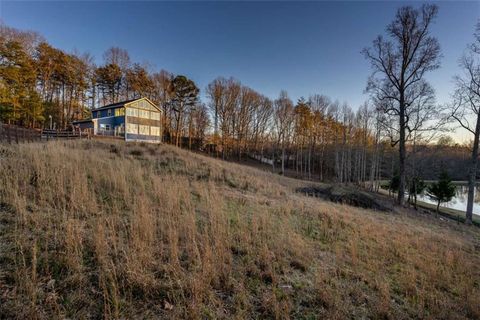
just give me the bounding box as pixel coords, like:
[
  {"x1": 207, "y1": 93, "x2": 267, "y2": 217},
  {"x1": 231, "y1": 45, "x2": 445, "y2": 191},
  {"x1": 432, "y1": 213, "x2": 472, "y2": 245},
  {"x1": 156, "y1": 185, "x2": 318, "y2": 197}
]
[{"x1": 0, "y1": 140, "x2": 479, "y2": 319}]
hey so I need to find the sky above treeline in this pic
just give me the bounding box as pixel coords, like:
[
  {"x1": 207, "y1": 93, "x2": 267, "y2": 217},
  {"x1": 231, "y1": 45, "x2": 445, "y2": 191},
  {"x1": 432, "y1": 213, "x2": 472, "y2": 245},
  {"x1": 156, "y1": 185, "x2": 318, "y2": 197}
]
[{"x1": 1, "y1": 1, "x2": 479, "y2": 140}]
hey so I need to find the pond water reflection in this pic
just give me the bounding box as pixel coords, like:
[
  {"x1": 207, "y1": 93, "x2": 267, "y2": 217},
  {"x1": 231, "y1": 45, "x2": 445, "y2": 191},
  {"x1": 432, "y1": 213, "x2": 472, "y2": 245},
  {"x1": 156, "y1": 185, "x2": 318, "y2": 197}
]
[{"x1": 416, "y1": 183, "x2": 480, "y2": 216}]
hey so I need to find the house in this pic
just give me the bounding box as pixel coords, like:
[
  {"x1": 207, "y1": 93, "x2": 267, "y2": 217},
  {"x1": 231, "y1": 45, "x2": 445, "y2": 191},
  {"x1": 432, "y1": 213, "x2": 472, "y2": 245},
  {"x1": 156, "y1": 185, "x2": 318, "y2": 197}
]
[{"x1": 74, "y1": 97, "x2": 162, "y2": 143}]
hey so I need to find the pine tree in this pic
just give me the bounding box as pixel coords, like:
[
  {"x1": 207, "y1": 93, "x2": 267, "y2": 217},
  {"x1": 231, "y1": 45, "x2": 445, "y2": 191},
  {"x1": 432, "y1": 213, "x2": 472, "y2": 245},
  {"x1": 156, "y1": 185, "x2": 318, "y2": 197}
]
[
  {"x1": 0, "y1": 39, "x2": 41, "y2": 126},
  {"x1": 170, "y1": 75, "x2": 199, "y2": 147},
  {"x1": 389, "y1": 174, "x2": 400, "y2": 198},
  {"x1": 428, "y1": 171, "x2": 456, "y2": 214}
]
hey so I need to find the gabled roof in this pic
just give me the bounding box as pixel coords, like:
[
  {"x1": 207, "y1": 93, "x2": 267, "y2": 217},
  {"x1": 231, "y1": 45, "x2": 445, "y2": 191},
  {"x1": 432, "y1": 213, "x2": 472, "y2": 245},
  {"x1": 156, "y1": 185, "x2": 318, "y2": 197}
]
[
  {"x1": 92, "y1": 97, "x2": 161, "y2": 112},
  {"x1": 91, "y1": 98, "x2": 139, "y2": 112}
]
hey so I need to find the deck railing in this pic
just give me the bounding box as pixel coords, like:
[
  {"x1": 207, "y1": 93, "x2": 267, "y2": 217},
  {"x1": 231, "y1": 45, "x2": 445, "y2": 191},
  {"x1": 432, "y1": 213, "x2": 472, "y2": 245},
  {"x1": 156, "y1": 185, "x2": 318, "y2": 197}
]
[
  {"x1": 95, "y1": 129, "x2": 125, "y2": 137},
  {"x1": 41, "y1": 128, "x2": 90, "y2": 140}
]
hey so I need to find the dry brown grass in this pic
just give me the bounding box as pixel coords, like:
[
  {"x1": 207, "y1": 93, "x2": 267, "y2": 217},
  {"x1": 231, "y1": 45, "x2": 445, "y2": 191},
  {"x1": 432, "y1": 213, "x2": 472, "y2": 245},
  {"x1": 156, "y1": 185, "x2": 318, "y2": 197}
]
[{"x1": 0, "y1": 140, "x2": 479, "y2": 319}]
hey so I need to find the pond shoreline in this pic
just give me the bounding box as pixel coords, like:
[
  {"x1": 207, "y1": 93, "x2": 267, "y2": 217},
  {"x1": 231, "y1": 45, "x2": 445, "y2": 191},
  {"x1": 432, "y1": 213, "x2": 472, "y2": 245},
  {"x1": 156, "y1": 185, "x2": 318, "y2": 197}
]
[{"x1": 377, "y1": 189, "x2": 480, "y2": 226}]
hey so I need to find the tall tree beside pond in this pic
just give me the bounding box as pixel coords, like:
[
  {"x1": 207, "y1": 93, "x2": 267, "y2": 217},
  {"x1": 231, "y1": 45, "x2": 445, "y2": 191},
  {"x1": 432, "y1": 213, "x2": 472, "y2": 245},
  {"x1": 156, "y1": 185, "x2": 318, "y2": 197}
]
[
  {"x1": 450, "y1": 21, "x2": 480, "y2": 225},
  {"x1": 363, "y1": 4, "x2": 441, "y2": 205}
]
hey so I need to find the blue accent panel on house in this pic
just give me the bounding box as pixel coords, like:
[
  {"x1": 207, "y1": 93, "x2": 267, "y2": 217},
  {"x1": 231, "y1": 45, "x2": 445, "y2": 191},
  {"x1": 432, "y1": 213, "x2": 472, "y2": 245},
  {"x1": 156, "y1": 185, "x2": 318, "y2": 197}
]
[
  {"x1": 77, "y1": 122, "x2": 93, "y2": 130},
  {"x1": 126, "y1": 133, "x2": 161, "y2": 141},
  {"x1": 114, "y1": 116, "x2": 125, "y2": 126},
  {"x1": 97, "y1": 116, "x2": 125, "y2": 127},
  {"x1": 97, "y1": 117, "x2": 115, "y2": 127}
]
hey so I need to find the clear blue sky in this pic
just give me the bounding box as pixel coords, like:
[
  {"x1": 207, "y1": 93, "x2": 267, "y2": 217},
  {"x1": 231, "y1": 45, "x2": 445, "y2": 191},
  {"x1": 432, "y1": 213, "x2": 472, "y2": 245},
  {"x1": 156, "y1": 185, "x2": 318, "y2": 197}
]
[{"x1": 1, "y1": 1, "x2": 479, "y2": 114}]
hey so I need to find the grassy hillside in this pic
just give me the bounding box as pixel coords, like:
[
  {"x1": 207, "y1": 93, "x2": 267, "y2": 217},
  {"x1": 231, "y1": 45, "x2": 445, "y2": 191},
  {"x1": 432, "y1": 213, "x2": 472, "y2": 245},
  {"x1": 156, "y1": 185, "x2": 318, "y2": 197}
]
[{"x1": 1, "y1": 140, "x2": 479, "y2": 319}]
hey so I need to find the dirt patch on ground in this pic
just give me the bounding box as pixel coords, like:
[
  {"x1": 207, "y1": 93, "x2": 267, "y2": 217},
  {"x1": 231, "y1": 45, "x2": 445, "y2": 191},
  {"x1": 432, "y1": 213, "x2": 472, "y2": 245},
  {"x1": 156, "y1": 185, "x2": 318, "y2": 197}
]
[{"x1": 297, "y1": 185, "x2": 393, "y2": 212}]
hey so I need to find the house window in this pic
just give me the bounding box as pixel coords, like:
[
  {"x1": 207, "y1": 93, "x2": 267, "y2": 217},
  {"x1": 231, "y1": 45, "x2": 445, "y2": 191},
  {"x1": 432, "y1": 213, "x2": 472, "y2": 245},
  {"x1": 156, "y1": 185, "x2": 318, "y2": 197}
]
[
  {"x1": 150, "y1": 126, "x2": 160, "y2": 136},
  {"x1": 126, "y1": 108, "x2": 138, "y2": 117},
  {"x1": 138, "y1": 109, "x2": 149, "y2": 119},
  {"x1": 96, "y1": 111, "x2": 101, "y2": 118},
  {"x1": 139, "y1": 125, "x2": 150, "y2": 135},
  {"x1": 126, "y1": 123, "x2": 138, "y2": 134},
  {"x1": 150, "y1": 112, "x2": 160, "y2": 120},
  {"x1": 107, "y1": 109, "x2": 112, "y2": 116},
  {"x1": 115, "y1": 108, "x2": 125, "y2": 116},
  {"x1": 105, "y1": 124, "x2": 110, "y2": 131}
]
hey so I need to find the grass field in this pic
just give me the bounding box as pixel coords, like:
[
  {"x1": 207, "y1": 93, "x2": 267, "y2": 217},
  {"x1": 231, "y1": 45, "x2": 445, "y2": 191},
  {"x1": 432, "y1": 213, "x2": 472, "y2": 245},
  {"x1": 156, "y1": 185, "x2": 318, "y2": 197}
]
[{"x1": 1, "y1": 140, "x2": 480, "y2": 319}]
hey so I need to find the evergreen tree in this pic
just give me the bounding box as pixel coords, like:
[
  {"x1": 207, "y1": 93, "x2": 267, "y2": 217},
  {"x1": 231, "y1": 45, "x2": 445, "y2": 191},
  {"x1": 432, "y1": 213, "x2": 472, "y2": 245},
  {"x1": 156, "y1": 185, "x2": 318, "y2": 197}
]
[
  {"x1": 428, "y1": 171, "x2": 456, "y2": 213},
  {"x1": 170, "y1": 75, "x2": 199, "y2": 147},
  {"x1": 408, "y1": 177, "x2": 426, "y2": 209},
  {"x1": 0, "y1": 39, "x2": 42, "y2": 126},
  {"x1": 96, "y1": 63, "x2": 122, "y2": 104},
  {"x1": 389, "y1": 174, "x2": 400, "y2": 197}
]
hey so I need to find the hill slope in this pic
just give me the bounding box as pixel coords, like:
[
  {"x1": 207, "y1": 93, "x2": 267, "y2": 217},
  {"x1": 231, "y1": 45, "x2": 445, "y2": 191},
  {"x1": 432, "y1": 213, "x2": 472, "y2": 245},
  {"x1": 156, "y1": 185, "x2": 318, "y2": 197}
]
[{"x1": 0, "y1": 140, "x2": 479, "y2": 319}]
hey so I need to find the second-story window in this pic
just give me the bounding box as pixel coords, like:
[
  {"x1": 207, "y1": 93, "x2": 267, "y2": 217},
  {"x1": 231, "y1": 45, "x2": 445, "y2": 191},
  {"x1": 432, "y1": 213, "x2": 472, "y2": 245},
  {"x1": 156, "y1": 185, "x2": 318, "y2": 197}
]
[
  {"x1": 107, "y1": 109, "x2": 112, "y2": 116},
  {"x1": 115, "y1": 108, "x2": 125, "y2": 116}
]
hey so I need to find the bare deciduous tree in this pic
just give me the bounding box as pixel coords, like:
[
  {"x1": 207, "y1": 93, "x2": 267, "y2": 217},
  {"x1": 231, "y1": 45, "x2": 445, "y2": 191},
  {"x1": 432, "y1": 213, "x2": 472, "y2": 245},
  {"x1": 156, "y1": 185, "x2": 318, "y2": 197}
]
[
  {"x1": 451, "y1": 21, "x2": 480, "y2": 225},
  {"x1": 273, "y1": 91, "x2": 294, "y2": 174},
  {"x1": 363, "y1": 4, "x2": 441, "y2": 205}
]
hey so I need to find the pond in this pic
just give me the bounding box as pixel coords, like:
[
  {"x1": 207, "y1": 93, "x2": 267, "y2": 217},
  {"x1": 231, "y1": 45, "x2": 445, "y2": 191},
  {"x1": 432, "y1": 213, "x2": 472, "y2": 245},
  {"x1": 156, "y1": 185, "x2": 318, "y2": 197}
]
[{"x1": 416, "y1": 183, "x2": 480, "y2": 216}]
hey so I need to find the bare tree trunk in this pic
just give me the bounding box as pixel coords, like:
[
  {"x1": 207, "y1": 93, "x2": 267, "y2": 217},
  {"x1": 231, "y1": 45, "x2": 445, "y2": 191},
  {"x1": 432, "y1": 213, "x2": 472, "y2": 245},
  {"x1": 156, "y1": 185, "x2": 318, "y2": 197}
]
[
  {"x1": 308, "y1": 141, "x2": 313, "y2": 180},
  {"x1": 369, "y1": 125, "x2": 380, "y2": 191},
  {"x1": 398, "y1": 96, "x2": 406, "y2": 205},
  {"x1": 466, "y1": 115, "x2": 480, "y2": 224}
]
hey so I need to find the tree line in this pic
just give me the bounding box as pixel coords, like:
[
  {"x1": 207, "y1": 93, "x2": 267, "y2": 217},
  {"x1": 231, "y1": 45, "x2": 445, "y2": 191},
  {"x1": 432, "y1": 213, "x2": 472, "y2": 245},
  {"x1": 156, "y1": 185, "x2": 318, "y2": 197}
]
[
  {"x1": 0, "y1": 22, "x2": 384, "y2": 187},
  {"x1": 0, "y1": 24, "x2": 208, "y2": 146},
  {"x1": 1, "y1": 6, "x2": 480, "y2": 224}
]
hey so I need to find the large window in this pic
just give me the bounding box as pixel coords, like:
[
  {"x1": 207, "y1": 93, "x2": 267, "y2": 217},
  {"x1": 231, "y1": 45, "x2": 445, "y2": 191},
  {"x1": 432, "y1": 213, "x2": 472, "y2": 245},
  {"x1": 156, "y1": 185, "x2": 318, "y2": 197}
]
[
  {"x1": 126, "y1": 108, "x2": 138, "y2": 117},
  {"x1": 139, "y1": 125, "x2": 150, "y2": 135},
  {"x1": 150, "y1": 112, "x2": 160, "y2": 120},
  {"x1": 126, "y1": 123, "x2": 138, "y2": 134},
  {"x1": 107, "y1": 109, "x2": 112, "y2": 116},
  {"x1": 150, "y1": 126, "x2": 161, "y2": 136},
  {"x1": 115, "y1": 108, "x2": 125, "y2": 116},
  {"x1": 138, "y1": 109, "x2": 150, "y2": 119}
]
